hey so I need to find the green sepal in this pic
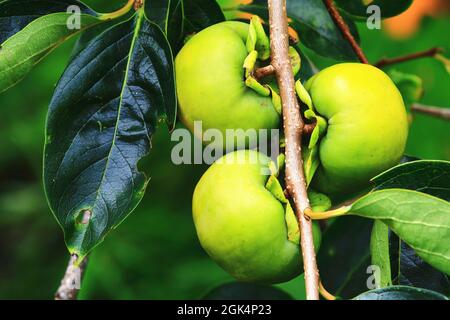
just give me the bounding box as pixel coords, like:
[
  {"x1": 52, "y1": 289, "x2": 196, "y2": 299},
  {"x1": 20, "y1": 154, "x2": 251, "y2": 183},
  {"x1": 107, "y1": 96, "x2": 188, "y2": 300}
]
[
  {"x1": 245, "y1": 76, "x2": 270, "y2": 96},
  {"x1": 295, "y1": 79, "x2": 312, "y2": 109},
  {"x1": 246, "y1": 18, "x2": 257, "y2": 54},
  {"x1": 289, "y1": 46, "x2": 301, "y2": 77},
  {"x1": 265, "y1": 155, "x2": 300, "y2": 244},
  {"x1": 243, "y1": 50, "x2": 258, "y2": 77},
  {"x1": 296, "y1": 79, "x2": 327, "y2": 186},
  {"x1": 304, "y1": 111, "x2": 327, "y2": 149},
  {"x1": 268, "y1": 153, "x2": 286, "y2": 177},
  {"x1": 267, "y1": 85, "x2": 282, "y2": 115},
  {"x1": 302, "y1": 147, "x2": 319, "y2": 187},
  {"x1": 251, "y1": 16, "x2": 270, "y2": 60}
]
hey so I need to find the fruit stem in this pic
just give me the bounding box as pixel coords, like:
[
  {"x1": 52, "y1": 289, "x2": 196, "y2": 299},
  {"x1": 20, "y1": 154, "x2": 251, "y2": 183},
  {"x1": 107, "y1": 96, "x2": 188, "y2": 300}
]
[
  {"x1": 268, "y1": 0, "x2": 320, "y2": 300},
  {"x1": 319, "y1": 281, "x2": 337, "y2": 300},
  {"x1": 304, "y1": 206, "x2": 351, "y2": 220},
  {"x1": 254, "y1": 64, "x2": 275, "y2": 79},
  {"x1": 374, "y1": 47, "x2": 444, "y2": 69},
  {"x1": 411, "y1": 103, "x2": 450, "y2": 121},
  {"x1": 323, "y1": 0, "x2": 369, "y2": 64},
  {"x1": 99, "y1": 0, "x2": 135, "y2": 20},
  {"x1": 303, "y1": 122, "x2": 316, "y2": 135}
]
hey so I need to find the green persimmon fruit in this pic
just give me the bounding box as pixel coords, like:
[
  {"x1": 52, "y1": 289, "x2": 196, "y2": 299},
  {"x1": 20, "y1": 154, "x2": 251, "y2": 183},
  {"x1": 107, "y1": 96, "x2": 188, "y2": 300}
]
[
  {"x1": 175, "y1": 22, "x2": 279, "y2": 147},
  {"x1": 306, "y1": 63, "x2": 409, "y2": 195},
  {"x1": 193, "y1": 150, "x2": 321, "y2": 284}
]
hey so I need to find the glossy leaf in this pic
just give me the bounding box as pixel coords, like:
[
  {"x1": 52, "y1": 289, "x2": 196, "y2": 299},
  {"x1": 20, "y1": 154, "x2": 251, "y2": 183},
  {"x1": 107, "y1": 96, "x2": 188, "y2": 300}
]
[
  {"x1": 145, "y1": 0, "x2": 183, "y2": 49},
  {"x1": 354, "y1": 285, "x2": 448, "y2": 300},
  {"x1": 350, "y1": 189, "x2": 450, "y2": 276},
  {"x1": 239, "y1": 0, "x2": 360, "y2": 60},
  {"x1": 0, "y1": 0, "x2": 95, "y2": 43},
  {"x1": 71, "y1": 13, "x2": 134, "y2": 58},
  {"x1": 372, "y1": 160, "x2": 450, "y2": 201},
  {"x1": 182, "y1": 0, "x2": 225, "y2": 33},
  {"x1": 390, "y1": 232, "x2": 450, "y2": 295},
  {"x1": 44, "y1": 12, "x2": 176, "y2": 258},
  {"x1": 370, "y1": 220, "x2": 392, "y2": 288},
  {"x1": 335, "y1": 0, "x2": 413, "y2": 20},
  {"x1": 145, "y1": 0, "x2": 225, "y2": 52},
  {"x1": 373, "y1": 160, "x2": 450, "y2": 294},
  {"x1": 317, "y1": 216, "x2": 373, "y2": 299},
  {"x1": 0, "y1": 12, "x2": 101, "y2": 93}
]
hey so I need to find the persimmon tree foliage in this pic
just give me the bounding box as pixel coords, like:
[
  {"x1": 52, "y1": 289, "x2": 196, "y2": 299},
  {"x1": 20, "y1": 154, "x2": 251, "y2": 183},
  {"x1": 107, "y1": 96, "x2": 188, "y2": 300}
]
[{"x1": 0, "y1": 0, "x2": 449, "y2": 300}]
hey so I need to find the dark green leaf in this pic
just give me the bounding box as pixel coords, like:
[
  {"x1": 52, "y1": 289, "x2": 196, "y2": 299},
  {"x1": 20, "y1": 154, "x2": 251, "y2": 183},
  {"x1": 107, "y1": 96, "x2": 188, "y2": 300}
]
[
  {"x1": 71, "y1": 12, "x2": 134, "y2": 58},
  {"x1": 145, "y1": 0, "x2": 225, "y2": 52},
  {"x1": 44, "y1": 12, "x2": 176, "y2": 258},
  {"x1": 0, "y1": 0, "x2": 105, "y2": 93},
  {"x1": 335, "y1": 0, "x2": 413, "y2": 20},
  {"x1": 370, "y1": 220, "x2": 392, "y2": 287},
  {"x1": 0, "y1": 12, "x2": 102, "y2": 93},
  {"x1": 0, "y1": 0, "x2": 95, "y2": 43},
  {"x1": 183, "y1": 0, "x2": 225, "y2": 33},
  {"x1": 203, "y1": 282, "x2": 293, "y2": 300},
  {"x1": 317, "y1": 216, "x2": 373, "y2": 299},
  {"x1": 350, "y1": 189, "x2": 450, "y2": 276},
  {"x1": 372, "y1": 160, "x2": 450, "y2": 201},
  {"x1": 239, "y1": 0, "x2": 360, "y2": 60},
  {"x1": 145, "y1": 0, "x2": 184, "y2": 50},
  {"x1": 390, "y1": 232, "x2": 450, "y2": 295},
  {"x1": 354, "y1": 285, "x2": 448, "y2": 300}
]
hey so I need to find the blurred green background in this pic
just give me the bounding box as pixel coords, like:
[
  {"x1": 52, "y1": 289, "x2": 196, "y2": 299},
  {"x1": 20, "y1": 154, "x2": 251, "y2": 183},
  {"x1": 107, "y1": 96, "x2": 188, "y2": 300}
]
[{"x1": 0, "y1": 0, "x2": 448, "y2": 299}]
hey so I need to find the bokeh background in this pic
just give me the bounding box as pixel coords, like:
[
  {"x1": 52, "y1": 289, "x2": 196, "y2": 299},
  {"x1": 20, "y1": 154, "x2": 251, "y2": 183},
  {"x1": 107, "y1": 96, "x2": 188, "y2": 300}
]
[{"x1": 0, "y1": 0, "x2": 449, "y2": 299}]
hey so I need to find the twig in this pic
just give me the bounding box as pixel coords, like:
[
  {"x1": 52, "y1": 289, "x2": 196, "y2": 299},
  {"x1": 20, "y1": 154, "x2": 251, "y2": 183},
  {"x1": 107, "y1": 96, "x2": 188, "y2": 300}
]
[
  {"x1": 303, "y1": 122, "x2": 316, "y2": 135},
  {"x1": 319, "y1": 281, "x2": 337, "y2": 300},
  {"x1": 411, "y1": 103, "x2": 450, "y2": 120},
  {"x1": 55, "y1": 254, "x2": 89, "y2": 300},
  {"x1": 254, "y1": 64, "x2": 275, "y2": 79},
  {"x1": 268, "y1": 0, "x2": 319, "y2": 300},
  {"x1": 323, "y1": 0, "x2": 368, "y2": 64},
  {"x1": 55, "y1": 210, "x2": 91, "y2": 300},
  {"x1": 133, "y1": 0, "x2": 143, "y2": 10},
  {"x1": 375, "y1": 47, "x2": 444, "y2": 68}
]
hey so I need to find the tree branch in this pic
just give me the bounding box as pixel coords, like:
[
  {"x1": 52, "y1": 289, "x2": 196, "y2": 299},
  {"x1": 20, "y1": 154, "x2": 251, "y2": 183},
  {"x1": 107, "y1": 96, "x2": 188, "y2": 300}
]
[
  {"x1": 411, "y1": 103, "x2": 450, "y2": 120},
  {"x1": 323, "y1": 0, "x2": 369, "y2": 64},
  {"x1": 374, "y1": 47, "x2": 444, "y2": 68},
  {"x1": 254, "y1": 64, "x2": 275, "y2": 80},
  {"x1": 55, "y1": 254, "x2": 89, "y2": 300},
  {"x1": 55, "y1": 210, "x2": 91, "y2": 300},
  {"x1": 268, "y1": 0, "x2": 319, "y2": 300}
]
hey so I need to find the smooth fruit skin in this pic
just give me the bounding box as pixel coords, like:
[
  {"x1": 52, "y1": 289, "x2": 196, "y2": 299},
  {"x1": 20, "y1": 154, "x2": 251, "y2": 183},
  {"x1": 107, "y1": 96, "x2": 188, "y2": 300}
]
[
  {"x1": 175, "y1": 22, "x2": 279, "y2": 147},
  {"x1": 193, "y1": 150, "x2": 321, "y2": 284},
  {"x1": 306, "y1": 63, "x2": 408, "y2": 195}
]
